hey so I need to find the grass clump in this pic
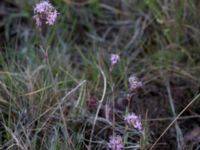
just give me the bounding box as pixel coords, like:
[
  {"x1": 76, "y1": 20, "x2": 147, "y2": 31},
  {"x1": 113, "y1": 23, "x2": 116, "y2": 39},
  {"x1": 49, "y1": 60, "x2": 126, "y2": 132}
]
[{"x1": 1, "y1": 0, "x2": 200, "y2": 150}]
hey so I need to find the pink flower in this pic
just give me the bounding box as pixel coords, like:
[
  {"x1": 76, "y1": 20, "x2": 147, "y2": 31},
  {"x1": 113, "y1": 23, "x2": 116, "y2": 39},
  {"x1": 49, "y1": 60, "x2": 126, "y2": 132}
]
[
  {"x1": 33, "y1": 1, "x2": 58, "y2": 27},
  {"x1": 34, "y1": 1, "x2": 53, "y2": 13},
  {"x1": 110, "y1": 54, "x2": 120, "y2": 65},
  {"x1": 128, "y1": 75, "x2": 142, "y2": 91},
  {"x1": 124, "y1": 113, "x2": 142, "y2": 130},
  {"x1": 46, "y1": 10, "x2": 58, "y2": 25},
  {"x1": 108, "y1": 135, "x2": 124, "y2": 150},
  {"x1": 34, "y1": 15, "x2": 42, "y2": 27}
]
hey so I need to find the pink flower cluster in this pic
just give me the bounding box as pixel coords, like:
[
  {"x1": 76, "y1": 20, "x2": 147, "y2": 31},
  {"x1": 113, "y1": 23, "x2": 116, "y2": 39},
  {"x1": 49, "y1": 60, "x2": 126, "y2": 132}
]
[
  {"x1": 33, "y1": 1, "x2": 58, "y2": 27},
  {"x1": 108, "y1": 136, "x2": 124, "y2": 150},
  {"x1": 124, "y1": 113, "x2": 142, "y2": 131},
  {"x1": 128, "y1": 75, "x2": 142, "y2": 91},
  {"x1": 110, "y1": 54, "x2": 120, "y2": 65}
]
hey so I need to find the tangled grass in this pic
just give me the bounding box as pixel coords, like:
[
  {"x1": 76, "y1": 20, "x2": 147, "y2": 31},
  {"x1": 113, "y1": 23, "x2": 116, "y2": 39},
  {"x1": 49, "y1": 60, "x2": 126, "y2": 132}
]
[{"x1": 1, "y1": 0, "x2": 200, "y2": 149}]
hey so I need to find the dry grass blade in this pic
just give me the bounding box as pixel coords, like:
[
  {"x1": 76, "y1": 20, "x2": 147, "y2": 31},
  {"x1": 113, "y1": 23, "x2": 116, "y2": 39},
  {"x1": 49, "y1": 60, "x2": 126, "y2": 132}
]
[
  {"x1": 150, "y1": 93, "x2": 200, "y2": 150},
  {"x1": 165, "y1": 79, "x2": 185, "y2": 150},
  {"x1": 3, "y1": 124, "x2": 28, "y2": 150},
  {"x1": 88, "y1": 65, "x2": 107, "y2": 150},
  {"x1": 28, "y1": 80, "x2": 86, "y2": 130}
]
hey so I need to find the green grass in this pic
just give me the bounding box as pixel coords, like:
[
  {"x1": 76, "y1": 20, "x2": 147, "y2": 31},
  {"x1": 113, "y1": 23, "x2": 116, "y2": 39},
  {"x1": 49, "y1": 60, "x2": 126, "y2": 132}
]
[{"x1": 1, "y1": 0, "x2": 200, "y2": 149}]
